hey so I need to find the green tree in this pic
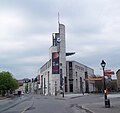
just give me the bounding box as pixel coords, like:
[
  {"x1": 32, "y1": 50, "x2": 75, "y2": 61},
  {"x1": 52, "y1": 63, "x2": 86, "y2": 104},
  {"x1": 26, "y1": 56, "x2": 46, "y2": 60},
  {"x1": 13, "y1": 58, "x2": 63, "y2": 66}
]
[
  {"x1": 95, "y1": 80, "x2": 103, "y2": 93},
  {"x1": 106, "y1": 80, "x2": 117, "y2": 92},
  {"x1": 25, "y1": 83, "x2": 28, "y2": 93},
  {"x1": 92, "y1": 75, "x2": 104, "y2": 93},
  {"x1": 12, "y1": 78, "x2": 19, "y2": 90},
  {"x1": 0, "y1": 71, "x2": 19, "y2": 96}
]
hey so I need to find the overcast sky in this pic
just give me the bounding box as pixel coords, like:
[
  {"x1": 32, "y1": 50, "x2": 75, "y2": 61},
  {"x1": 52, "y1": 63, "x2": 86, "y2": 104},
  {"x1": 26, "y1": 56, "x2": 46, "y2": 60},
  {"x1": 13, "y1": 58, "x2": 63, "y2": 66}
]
[{"x1": 0, "y1": 0, "x2": 119, "y2": 79}]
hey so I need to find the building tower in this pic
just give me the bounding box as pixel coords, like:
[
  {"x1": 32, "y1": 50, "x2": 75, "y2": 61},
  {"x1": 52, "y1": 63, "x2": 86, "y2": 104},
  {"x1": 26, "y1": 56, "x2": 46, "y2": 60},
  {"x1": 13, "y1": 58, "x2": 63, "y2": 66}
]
[{"x1": 49, "y1": 23, "x2": 66, "y2": 95}]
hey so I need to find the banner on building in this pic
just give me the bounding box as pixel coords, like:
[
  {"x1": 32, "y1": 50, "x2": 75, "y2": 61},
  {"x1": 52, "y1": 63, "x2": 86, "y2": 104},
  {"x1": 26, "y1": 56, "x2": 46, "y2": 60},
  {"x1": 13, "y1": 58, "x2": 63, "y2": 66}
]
[
  {"x1": 52, "y1": 52, "x2": 59, "y2": 74},
  {"x1": 37, "y1": 75, "x2": 40, "y2": 84}
]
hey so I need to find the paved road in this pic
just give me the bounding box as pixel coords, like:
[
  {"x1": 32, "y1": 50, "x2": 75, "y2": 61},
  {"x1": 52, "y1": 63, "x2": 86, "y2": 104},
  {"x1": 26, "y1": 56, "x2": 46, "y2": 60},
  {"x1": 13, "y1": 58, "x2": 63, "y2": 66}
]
[
  {"x1": 23, "y1": 94, "x2": 104, "y2": 113},
  {"x1": 1, "y1": 93, "x2": 120, "y2": 113},
  {"x1": 25, "y1": 95, "x2": 72, "y2": 113}
]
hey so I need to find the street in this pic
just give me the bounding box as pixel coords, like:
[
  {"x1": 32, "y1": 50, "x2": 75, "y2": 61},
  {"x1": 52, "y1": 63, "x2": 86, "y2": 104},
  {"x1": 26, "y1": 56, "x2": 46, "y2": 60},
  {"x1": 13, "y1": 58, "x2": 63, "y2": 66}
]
[
  {"x1": 25, "y1": 95, "x2": 72, "y2": 113},
  {"x1": 1, "y1": 93, "x2": 120, "y2": 113},
  {"x1": 0, "y1": 94, "x2": 33, "y2": 113}
]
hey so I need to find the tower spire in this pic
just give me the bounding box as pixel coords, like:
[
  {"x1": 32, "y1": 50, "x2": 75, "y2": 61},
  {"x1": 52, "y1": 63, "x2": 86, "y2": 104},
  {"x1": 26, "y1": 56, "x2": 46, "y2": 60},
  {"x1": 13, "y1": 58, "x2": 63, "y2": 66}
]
[{"x1": 58, "y1": 12, "x2": 60, "y2": 24}]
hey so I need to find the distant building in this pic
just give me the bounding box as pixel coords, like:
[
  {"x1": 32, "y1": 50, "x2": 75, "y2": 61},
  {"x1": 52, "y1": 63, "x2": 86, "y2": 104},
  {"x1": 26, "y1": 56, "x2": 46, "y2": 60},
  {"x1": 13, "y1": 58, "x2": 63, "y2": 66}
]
[
  {"x1": 17, "y1": 80, "x2": 24, "y2": 86},
  {"x1": 38, "y1": 23, "x2": 95, "y2": 95},
  {"x1": 17, "y1": 78, "x2": 31, "y2": 94},
  {"x1": 116, "y1": 69, "x2": 120, "y2": 90}
]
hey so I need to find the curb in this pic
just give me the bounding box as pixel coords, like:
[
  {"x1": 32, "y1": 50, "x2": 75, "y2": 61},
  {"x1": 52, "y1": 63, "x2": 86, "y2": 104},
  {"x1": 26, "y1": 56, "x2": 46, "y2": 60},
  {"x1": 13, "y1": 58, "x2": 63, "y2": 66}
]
[
  {"x1": 70, "y1": 95, "x2": 84, "y2": 99},
  {"x1": 0, "y1": 95, "x2": 33, "y2": 112},
  {"x1": 71, "y1": 104, "x2": 94, "y2": 113},
  {"x1": 81, "y1": 106, "x2": 94, "y2": 113},
  {"x1": 0, "y1": 97, "x2": 7, "y2": 100}
]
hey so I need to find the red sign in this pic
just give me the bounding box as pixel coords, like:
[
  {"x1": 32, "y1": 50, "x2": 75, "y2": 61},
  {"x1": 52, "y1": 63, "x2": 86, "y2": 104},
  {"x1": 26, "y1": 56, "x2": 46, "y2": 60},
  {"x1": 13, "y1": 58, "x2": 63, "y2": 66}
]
[
  {"x1": 104, "y1": 70, "x2": 114, "y2": 76},
  {"x1": 37, "y1": 75, "x2": 40, "y2": 84}
]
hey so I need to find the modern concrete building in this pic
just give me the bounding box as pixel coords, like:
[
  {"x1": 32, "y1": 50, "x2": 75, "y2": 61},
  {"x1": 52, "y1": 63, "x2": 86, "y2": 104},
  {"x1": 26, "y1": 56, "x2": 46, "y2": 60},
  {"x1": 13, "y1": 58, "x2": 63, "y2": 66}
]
[
  {"x1": 38, "y1": 23, "x2": 95, "y2": 95},
  {"x1": 38, "y1": 24, "x2": 66, "y2": 95}
]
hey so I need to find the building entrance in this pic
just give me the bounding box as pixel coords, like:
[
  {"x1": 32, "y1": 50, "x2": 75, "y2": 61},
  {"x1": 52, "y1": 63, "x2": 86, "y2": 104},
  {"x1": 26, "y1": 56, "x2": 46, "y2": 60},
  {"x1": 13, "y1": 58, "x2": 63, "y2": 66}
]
[{"x1": 70, "y1": 84, "x2": 73, "y2": 92}]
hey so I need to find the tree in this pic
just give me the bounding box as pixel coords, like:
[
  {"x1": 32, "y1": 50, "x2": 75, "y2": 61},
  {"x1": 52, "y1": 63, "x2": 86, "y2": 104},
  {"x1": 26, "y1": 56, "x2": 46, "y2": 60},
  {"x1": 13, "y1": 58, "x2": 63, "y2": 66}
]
[
  {"x1": 25, "y1": 83, "x2": 28, "y2": 93},
  {"x1": 11, "y1": 78, "x2": 19, "y2": 91},
  {"x1": 106, "y1": 80, "x2": 117, "y2": 92},
  {"x1": 0, "y1": 71, "x2": 19, "y2": 96},
  {"x1": 93, "y1": 74, "x2": 118, "y2": 93},
  {"x1": 92, "y1": 75, "x2": 104, "y2": 93},
  {"x1": 95, "y1": 80, "x2": 103, "y2": 92}
]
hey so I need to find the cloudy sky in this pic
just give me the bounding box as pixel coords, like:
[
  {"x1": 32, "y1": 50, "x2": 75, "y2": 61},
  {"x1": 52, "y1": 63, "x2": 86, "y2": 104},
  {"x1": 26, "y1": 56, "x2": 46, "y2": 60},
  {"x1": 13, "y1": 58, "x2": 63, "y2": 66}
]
[{"x1": 0, "y1": 0, "x2": 120, "y2": 79}]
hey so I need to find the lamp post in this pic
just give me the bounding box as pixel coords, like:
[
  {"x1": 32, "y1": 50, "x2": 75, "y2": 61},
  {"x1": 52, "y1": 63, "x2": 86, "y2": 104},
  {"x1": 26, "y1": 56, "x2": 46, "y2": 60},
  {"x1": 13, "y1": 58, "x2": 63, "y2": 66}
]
[
  {"x1": 101, "y1": 60, "x2": 107, "y2": 100},
  {"x1": 101, "y1": 60, "x2": 110, "y2": 108}
]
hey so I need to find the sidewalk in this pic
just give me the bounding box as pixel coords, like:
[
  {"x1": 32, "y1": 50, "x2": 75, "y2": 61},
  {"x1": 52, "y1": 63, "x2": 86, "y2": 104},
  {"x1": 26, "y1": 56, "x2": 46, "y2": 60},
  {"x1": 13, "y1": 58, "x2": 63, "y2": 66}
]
[
  {"x1": 55, "y1": 93, "x2": 88, "y2": 99},
  {"x1": 64, "y1": 93, "x2": 88, "y2": 99},
  {"x1": 0, "y1": 94, "x2": 18, "y2": 100},
  {"x1": 0, "y1": 96, "x2": 7, "y2": 100},
  {"x1": 82, "y1": 94, "x2": 120, "y2": 113},
  {"x1": 56, "y1": 93, "x2": 120, "y2": 113},
  {"x1": 83, "y1": 101, "x2": 120, "y2": 113}
]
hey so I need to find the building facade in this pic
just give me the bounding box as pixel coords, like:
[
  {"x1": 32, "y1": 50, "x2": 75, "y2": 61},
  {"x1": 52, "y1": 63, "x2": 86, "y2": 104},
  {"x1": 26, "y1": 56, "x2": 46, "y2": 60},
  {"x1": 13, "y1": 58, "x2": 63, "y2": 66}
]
[
  {"x1": 38, "y1": 23, "x2": 95, "y2": 95},
  {"x1": 66, "y1": 61, "x2": 95, "y2": 93}
]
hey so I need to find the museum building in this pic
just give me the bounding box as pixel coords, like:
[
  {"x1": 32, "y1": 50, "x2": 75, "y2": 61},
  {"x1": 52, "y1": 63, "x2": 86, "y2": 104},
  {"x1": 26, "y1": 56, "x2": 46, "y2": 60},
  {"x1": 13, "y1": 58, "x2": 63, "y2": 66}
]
[{"x1": 38, "y1": 23, "x2": 95, "y2": 95}]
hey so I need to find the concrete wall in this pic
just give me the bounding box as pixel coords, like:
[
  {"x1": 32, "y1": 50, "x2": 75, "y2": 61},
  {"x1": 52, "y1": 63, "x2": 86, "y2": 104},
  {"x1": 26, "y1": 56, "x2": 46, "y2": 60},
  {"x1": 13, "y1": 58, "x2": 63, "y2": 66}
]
[
  {"x1": 39, "y1": 24, "x2": 66, "y2": 95},
  {"x1": 66, "y1": 61, "x2": 95, "y2": 93}
]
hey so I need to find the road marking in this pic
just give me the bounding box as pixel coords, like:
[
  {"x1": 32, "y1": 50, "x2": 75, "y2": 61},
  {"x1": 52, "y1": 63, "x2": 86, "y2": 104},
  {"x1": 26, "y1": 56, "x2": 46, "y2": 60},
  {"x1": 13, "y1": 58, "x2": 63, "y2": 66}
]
[
  {"x1": 21, "y1": 95, "x2": 34, "y2": 113},
  {"x1": 21, "y1": 107, "x2": 27, "y2": 113}
]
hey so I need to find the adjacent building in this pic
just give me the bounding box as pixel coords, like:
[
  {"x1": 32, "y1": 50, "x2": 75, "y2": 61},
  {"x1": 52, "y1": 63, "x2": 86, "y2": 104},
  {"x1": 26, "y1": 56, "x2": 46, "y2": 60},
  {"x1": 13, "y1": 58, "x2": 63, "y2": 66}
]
[
  {"x1": 66, "y1": 61, "x2": 95, "y2": 93},
  {"x1": 116, "y1": 69, "x2": 120, "y2": 91},
  {"x1": 38, "y1": 23, "x2": 95, "y2": 95}
]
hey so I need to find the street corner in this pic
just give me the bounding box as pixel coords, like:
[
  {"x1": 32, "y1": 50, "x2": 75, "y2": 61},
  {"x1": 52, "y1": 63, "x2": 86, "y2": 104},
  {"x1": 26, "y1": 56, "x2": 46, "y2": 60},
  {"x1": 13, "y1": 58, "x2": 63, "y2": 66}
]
[{"x1": 82, "y1": 102, "x2": 120, "y2": 113}]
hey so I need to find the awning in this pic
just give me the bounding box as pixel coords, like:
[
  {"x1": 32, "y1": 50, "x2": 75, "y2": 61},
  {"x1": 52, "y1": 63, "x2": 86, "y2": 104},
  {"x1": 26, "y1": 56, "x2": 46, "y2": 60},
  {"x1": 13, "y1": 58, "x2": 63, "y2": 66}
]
[
  {"x1": 66, "y1": 52, "x2": 75, "y2": 56},
  {"x1": 84, "y1": 77, "x2": 104, "y2": 81}
]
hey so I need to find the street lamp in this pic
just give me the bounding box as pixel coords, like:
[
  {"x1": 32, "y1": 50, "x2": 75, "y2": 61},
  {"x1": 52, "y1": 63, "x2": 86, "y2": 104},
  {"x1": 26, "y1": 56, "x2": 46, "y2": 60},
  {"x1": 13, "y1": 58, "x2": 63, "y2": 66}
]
[
  {"x1": 101, "y1": 60, "x2": 110, "y2": 108},
  {"x1": 101, "y1": 60, "x2": 107, "y2": 99}
]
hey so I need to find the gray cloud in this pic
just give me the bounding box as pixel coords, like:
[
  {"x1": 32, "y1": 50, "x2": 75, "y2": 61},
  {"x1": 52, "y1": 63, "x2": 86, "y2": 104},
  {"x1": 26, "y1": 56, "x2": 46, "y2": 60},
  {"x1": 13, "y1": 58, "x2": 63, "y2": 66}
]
[{"x1": 0, "y1": 0, "x2": 119, "y2": 79}]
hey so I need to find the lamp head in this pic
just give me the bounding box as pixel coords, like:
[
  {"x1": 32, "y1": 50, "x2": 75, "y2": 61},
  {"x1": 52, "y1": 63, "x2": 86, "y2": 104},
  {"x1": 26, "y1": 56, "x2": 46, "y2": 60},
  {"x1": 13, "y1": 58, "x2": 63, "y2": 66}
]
[{"x1": 101, "y1": 60, "x2": 106, "y2": 68}]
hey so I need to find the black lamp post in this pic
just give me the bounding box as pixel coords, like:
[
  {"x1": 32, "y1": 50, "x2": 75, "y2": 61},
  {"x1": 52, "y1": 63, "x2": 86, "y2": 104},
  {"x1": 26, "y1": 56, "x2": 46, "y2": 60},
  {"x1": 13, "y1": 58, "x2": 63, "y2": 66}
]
[
  {"x1": 101, "y1": 60, "x2": 107, "y2": 99},
  {"x1": 101, "y1": 60, "x2": 110, "y2": 108}
]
